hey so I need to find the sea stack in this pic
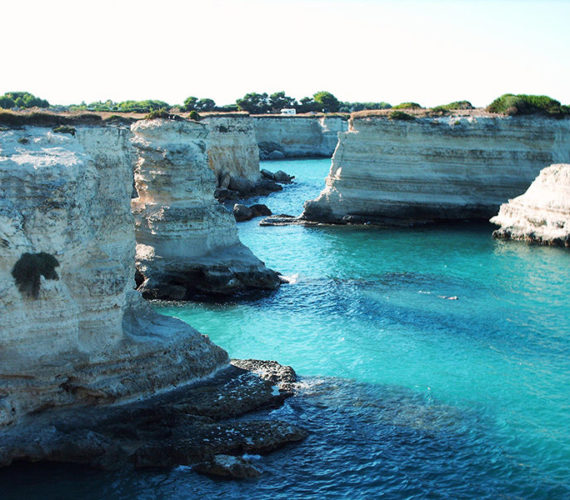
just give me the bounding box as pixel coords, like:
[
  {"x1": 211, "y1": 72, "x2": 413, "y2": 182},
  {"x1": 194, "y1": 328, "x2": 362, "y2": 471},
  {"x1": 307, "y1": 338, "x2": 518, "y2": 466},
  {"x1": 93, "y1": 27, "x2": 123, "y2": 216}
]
[
  {"x1": 0, "y1": 121, "x2": 229, "y2": 426},
  {"x1": 131, "y1": 118, "x2": 281, "y2": 299},
  {"x1": 302, "y1": 112, "x2": 570, "y2": 225},
  {"x1": 491, "y1": 163, "x2": 570, "y2": 247}
]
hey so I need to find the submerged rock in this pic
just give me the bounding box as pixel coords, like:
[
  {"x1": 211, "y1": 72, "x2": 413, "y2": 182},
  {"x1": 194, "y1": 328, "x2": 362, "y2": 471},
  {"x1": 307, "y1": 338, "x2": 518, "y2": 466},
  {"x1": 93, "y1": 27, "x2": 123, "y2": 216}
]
[
  {"x1": 194, "y1": 454, "x2": 261, "y2": 479},
  {"x1": 491, "y1": 163, "x2": 570, "y2": 247}
]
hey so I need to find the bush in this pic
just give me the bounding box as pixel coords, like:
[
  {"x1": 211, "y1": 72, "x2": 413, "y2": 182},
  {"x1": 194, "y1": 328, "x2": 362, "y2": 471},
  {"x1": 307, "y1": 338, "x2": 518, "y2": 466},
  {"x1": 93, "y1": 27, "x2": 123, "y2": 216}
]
[
  {"x1": 393, "y1": 102, "x2": 422, "y2": 110},
  {"x1": 52, "y1": 125, "x2": 76, "y2": 136},
  {"x1": 12, "y1": 252, "x2": 60, "y2": 299},
  {"x1": 430, "y1": 101, "x2": 474, "y2": 115},
  {"x1": 1, "y1": 91, "x2": 49, "y2": 109},
  {"x1": 0, "y1": 96, "x2": 15, "y2": 109},
  {"x1": 487, "y1": 94, "x2": 569, "y2": 117},
  {"x1": 188, "y1": 110, "x2": 200, "y2": 121},
  {"x1": 144, "y1": 108, "x2": 171, "y2": 120},
  {"x1": 389, "y1": 111, "x2": 415, "y2": 121}
]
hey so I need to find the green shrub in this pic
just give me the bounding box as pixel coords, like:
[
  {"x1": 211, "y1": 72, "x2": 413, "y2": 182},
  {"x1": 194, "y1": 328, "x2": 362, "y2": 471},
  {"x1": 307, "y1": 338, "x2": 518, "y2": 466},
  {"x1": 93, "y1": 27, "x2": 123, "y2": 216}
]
[
  {"x1": 431, "y1": 100, "x2": 474, "y2": 115},
  {"x1": 189, "y1": 110, "x2": 201, "y2": 121},
  {"x1": 1, "y1": 91, "x2": 49, "y2": 109},
  {"x1": 0, "y1": 96, "x2": 15, "y2": 109},
  {"x1": 389, "y1": 110, "x2": 415, "y2": 121},
  {"x1": 487, "y1": 94, "x2": 569, "y2": 117},
  {"x1": 393, "y1": 102, "x2": 422, "y2": 110},
  {"x1": 52, "y1": 125, "x2": 75, "y2": 135},
  {"x1": 144, "y1": 108, "x2": 171, "y2": 120},
  {"x1": 12, "y1": 252, "x2": 60, "y2": 299},
  {"x1": 52, "y1": 125, "x2": 76, "y2": 136}
]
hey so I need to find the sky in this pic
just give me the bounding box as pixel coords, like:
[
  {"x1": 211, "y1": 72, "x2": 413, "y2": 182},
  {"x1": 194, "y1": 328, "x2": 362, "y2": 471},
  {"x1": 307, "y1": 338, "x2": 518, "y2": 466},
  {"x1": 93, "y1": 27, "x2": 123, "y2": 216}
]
[{"x1": 3, "y1": 0, "x2": 569, "y2": 108}]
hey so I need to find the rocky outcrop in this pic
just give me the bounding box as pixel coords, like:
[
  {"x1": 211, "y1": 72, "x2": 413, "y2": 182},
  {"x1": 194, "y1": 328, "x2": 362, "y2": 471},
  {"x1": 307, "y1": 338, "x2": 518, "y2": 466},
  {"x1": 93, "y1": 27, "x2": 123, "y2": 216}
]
[
  {"x1": 254, "y1": 115, "x2": 348, "y2": 159},
  {"x1": 131, "y1": 119, "x2": 281, "y2": 299},
  {"x1": 0, "y1": 123, "x2": 228, "y2": 428},
  {"x1": 491, "y1": 163, "x2": 570, "y2": 246},
  {"x1": 233, "y1": 203, "x2": 272, "y2": 222},
  {"x1": 0, "y1": 359, "x2": 308, "y2": 471},
  {"x1": 303, "y1": 113, "x2": 570, "y2": 224}
]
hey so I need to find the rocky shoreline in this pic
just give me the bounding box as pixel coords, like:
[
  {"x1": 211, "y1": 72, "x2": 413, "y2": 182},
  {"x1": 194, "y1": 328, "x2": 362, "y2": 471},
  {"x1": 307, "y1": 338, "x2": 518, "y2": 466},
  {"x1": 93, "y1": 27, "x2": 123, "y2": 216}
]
[{"x1": 0, "y1": 360, "x2": 308, "y2": 478}]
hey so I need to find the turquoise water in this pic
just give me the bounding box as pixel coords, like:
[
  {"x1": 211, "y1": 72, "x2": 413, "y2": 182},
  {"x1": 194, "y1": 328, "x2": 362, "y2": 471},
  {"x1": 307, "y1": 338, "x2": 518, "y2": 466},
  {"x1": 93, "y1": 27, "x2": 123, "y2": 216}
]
[{"x1": 3, "y1": 159, "x2": 569, "y2": 498}]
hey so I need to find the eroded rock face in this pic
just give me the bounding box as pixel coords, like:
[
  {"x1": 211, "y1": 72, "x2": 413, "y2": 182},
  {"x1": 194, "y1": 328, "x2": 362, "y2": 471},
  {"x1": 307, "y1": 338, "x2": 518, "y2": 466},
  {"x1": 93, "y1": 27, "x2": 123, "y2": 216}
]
[
  {"x1": 491, "y1": 163, "x2": 570, "y2": 246},
  {"x1": 204, "y1": 114, "x2": 260, "y2": 189},
  {"x1": 131, "y1": 119, "x2": 281, "y2": 299},
  {"x1": 254, "y1": 115, "x2": 348, "y2": 159},
  {"x1": 303, "y1": 115, "x2": 570, "y2": 225},
  {"x1": 0, "y1": 124, "x2": 228, "y2": 427}
]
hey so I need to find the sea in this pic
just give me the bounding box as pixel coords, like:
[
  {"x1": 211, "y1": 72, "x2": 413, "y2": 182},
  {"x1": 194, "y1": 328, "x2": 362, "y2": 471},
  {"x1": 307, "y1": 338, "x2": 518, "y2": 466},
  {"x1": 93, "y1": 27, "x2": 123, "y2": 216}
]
[{"x1": 3, "y1": 158, "x2": 569, "y2": 499}]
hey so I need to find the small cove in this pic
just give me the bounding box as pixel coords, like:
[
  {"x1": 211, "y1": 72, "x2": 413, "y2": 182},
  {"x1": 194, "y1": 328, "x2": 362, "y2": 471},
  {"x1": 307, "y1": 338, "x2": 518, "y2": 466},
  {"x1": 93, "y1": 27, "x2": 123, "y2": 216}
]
[{"x1": 3, "y1": 158, "x2": 569, "y2": 498}]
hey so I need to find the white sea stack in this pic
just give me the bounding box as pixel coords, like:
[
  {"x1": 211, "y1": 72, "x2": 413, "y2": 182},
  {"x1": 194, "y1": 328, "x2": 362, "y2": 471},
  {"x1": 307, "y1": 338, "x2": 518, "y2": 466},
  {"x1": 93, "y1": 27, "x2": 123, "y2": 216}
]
[
  {"x1": 491, "y1": 164, "x2": 570, "y2": 246},
  {"x1": 302, "y1": 113, "x2": 570, "y2": 224},
  {"x1": 254, "y1": 115, "x2": 348, "y2": 159},
  {"x1": 0, "y1": 123, "x2": 228, "y2": 427},
  {"x1": 131, "y1": 119, "x2": 280, "y2": 299}
]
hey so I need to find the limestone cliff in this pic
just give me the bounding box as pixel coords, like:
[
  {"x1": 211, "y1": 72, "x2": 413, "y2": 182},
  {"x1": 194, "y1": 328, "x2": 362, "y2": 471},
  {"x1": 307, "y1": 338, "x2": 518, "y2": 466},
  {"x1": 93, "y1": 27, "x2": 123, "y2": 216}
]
[
  {"x1": 303, "y1": 113, "x2": 570, "y2": 224},
  {"x1": 0, "y1": 123, "x2": 228, "y2": 427},
  {"x1": 491, "y1": 164, "x2": 570, "y2": 246},
  {"x1": 203, "y1": 114, "x2": 260, "y2": 189},
  {"x1": 254, "y1": 115, "x2": 348, "y2": 159},
  {"x1": 131, "y1": 118, "x2": 281, "y2": 299}
]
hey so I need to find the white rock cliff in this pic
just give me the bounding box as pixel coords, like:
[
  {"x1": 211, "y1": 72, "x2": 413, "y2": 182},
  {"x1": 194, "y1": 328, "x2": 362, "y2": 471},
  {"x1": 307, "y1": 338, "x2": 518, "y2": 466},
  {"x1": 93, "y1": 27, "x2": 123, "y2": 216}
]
[
  {"x1": 203, "y1": 114, "x2": 260, "y2": 189},
  {"x1": 254, "y1": 115, "x2": 348, "y2": 159},
  {"x1": 131, "y1": 119, "x2": 281, "y2": 299},
  {"x1": 0, "y1": 123, "x2": 228, "y2": 427},
  {"x1": 303, "y1": 114, "x2": 570, "y2": 224},
  {"x1": 491, "y1": 163, "x2": 570, "y2": 246}
]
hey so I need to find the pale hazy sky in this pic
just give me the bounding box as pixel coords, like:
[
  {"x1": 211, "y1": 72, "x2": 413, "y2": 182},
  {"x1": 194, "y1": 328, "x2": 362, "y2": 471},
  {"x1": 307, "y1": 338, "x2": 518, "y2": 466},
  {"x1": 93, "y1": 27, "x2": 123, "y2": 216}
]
[{"x1": 3, "y1": 0, "x2": 569, "y2": 107}]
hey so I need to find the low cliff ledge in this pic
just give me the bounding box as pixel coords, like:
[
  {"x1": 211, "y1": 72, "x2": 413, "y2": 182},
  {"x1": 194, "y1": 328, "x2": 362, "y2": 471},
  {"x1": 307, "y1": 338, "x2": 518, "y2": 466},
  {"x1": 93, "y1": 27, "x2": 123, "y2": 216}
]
[{"x1": 491, "y1": 163, "x2": 570, "y2": 246}]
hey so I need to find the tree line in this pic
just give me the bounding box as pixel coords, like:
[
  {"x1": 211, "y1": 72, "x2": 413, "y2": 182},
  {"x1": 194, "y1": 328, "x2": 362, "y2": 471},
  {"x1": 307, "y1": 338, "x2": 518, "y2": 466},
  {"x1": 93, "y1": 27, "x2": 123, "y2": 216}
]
[{"x1": 2, "y1": 91, "x2": 568, "y2": 117}]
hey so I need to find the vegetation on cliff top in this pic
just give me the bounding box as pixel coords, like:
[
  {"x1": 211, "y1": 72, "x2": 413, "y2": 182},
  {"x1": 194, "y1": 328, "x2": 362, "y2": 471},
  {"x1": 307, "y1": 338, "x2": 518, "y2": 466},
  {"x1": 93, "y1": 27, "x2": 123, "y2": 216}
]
[
  {"x1": 487, "y1": 94, "x2": 570, "y2": 117},
  {"x1": 0, "y1": 92, "x2": 49, "y2": 109}
]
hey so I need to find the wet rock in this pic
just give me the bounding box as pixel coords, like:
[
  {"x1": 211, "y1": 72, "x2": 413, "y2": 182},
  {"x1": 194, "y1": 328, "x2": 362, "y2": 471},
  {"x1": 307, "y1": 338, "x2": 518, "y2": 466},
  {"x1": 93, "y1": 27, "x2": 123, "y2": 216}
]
[
  {"x1": 273, "y1": 170, "x2": 294, "y2": 184},
  {"x1": 219, "y1": 172, "x2": 231, "y2": 189},
  {"x1": 0, "y1": 360, "x2": 307, "y2": 474},
  {"x1": 260, "y1": 169, "x2": 275, "y2": 180},
  {"x1": 194, "y1": 454, "x2": 261, "y2": 479},
  {"x1": 268, "y1": 150, "x2": 285, "y2": 160},
  {"x1": 234, "y1": 204, "x2": 273, "y2": 222},
  {"x1": 234, "y1": 204, "x2": 253, "y2": 222},
  {"x1": 250, "y1": 204, "x2": 272, "y2": 217}
]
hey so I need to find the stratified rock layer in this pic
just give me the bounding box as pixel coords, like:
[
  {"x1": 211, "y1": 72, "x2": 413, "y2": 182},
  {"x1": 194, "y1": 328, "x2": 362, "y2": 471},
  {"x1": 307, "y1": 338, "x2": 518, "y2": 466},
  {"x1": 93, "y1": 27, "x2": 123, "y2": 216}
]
[
  {"x1": 254, "y1": 115, "x2": 348, "y2": 159},
  {"x1": 131, "y1": 119, "x2": 280, "y2": 299},
  {"x1": 0, "y1": 124, "x2": 228, "y2": 427},
  {"x1": 491, "y1": 163, "x2": 570, "y2": 246},
  {"x1": 203, "y1": 114, "x2": 260, "y2": 188},
  {"x1": 303, "y1": 115, "x2": 570, "y2": 224}
]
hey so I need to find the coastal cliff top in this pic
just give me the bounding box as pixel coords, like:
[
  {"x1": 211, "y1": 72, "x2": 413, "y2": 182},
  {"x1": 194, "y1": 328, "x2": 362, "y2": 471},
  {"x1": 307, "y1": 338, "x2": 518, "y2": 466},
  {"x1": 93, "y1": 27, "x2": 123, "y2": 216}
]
[{"x1": 352, "y1": 108, "x2": 508, "y2": 120}]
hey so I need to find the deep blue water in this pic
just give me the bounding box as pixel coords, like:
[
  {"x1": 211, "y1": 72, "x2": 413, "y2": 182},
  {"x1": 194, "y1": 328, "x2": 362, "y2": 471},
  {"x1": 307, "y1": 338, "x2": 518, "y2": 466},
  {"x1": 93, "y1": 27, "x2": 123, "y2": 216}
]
[{"x1": 3, "y1": 159, "x2": 569, "y2": 499}]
